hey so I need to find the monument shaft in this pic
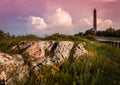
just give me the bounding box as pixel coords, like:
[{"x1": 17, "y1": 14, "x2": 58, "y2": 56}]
[{"x1": 93, "y1": 9, "x2": 97, "y2": 31}]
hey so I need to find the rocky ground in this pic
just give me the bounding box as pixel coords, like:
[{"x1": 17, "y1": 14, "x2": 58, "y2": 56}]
[{"x1": 0, "y1": 41, "x2": 88, "y2": 85}]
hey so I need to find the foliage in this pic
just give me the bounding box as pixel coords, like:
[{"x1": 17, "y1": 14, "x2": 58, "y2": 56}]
[
  {"x1": 85, "y1": 40, "x2": 120, "y2": 85},
  {"x1": 85, "y1": 35, "x2": 96, "y2": 41},
  {"x1": 26, "y1": 56, "x2": 103, "y2": 85},
  {"x1": 0, "y1": 29, "x2": 10, "y2": 40},
  {"x1": 74, "y1": 32, "x2": 85, "y2": 37},
  {"x1": 85, "y1": 28, "x2": 96, "y2": 36},
  {"x1": 96, "y1": 27, "x2": 120, "y2": 37},
  {"x1": 43, "y1": 33, "x2": 85, "y2": 42}
]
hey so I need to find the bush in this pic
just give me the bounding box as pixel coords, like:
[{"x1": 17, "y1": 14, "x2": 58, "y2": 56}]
[{"x1": 85, "y1": 28, "x2": 96, "y2": 36}]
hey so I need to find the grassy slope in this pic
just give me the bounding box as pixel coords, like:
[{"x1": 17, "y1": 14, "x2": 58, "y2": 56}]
[
  {"x1": 0, "y1": 35, "x2": 120, "y2": 85},
  {"x1": 85, "y1": 40, "x2": 120, "y2": 85}
]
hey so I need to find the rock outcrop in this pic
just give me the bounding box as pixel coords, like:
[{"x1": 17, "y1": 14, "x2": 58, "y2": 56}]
[{"x1": 0, "y1": 41, "x2": 88, "y2": 84}]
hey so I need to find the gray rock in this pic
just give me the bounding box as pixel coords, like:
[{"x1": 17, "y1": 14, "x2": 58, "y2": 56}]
[
  {"x1": 52, "y1": 41, "x2": 74, "y2": 64},
  {"x1": 74, "y1": 43, "x2": 88, "y2": 59},
  {"x1": 0, "y1": 52, "x2": 14, "y2": 84},
  {"x1": 0, "y1": 52, "x2": 29, "y2": 85}
]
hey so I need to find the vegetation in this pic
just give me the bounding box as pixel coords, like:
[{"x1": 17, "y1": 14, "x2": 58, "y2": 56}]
[
  {"x1": 85, "y1": 28, "x2": 96, "y2": 36},
  {"x1": 0, "y1": 29, "x2": 10, "y2": 40},
  {"x1": 96, "y1": 27, "x2": 120, "y2": 37},
  {"x1": 0, "y1": 29, "x2": 120, "y2": 85},
  {"x1": 43, "y1": 33, "x2": 85, "y2": 41}
]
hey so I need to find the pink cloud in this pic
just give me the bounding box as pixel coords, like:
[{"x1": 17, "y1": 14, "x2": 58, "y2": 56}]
[
  {"x1": 50, "y1": 8, "x2": 73, "y2": 27},
  {"x1": 27, "y1": 16, "x2": 47, "y2": 30},
  {"x1": 79, "y1": 16, "x2": 114, "y2": 30}
]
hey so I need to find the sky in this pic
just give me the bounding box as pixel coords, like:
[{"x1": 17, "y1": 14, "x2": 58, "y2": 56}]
[{"x1": 0, "y1": 0, "x2": 120, "y2": 36}]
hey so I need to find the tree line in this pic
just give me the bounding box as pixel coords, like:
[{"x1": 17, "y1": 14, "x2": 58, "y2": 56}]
[
  {"x1": 96, "y1": 27, "x2": 120, "y2": 37},
  {"x1": 0, "y1": 27, "x2": 120, "y2": 40},
  {"x1": 75, "y1": 27, "x2": 120, "y2": 38}
]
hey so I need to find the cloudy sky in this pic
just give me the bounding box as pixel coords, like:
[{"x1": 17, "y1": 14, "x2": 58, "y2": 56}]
[{"x1": 0, "y1": 0, "x2": 120, "y2": 36}]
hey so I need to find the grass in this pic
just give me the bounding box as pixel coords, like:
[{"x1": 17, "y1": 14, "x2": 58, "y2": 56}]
[
  {"x1": 85, "y1": 40, "x2": 120, "y2": 85},
  {"x1": 96, "y1": 45, "x2": 120, "y2": 85},
  {"x1": 26, "y1": 57, "x2": 103, "y2": 85}
]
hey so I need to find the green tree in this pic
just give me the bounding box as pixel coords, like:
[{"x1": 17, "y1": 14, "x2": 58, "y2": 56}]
[
  {"x1": 85, "y1": 28, "x2": 96, "y2": 36},
  {"x1": 0, "y1": 29, "x2": 5, "y2": 39},
  {"x1": 74, "y1": 32, "x2": 84, "y2": 37},
  {"x1": 105, "y1": 27, "x2": 115, "y2": 37},
  {"x1": 0, "y1": 29, "x2": 10, "y2": 40}
]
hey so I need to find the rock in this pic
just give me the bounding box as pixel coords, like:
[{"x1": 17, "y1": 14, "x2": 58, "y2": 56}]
[
  {"x1": 12, "y1": 41, "x2": 88, "y2": 65},
  {"x1": 12, "y1": 41, "x2": 32, "y2": 53},
  {"x1": 22, "y1": 42, "x2": 42, "y2": 61},
  {"x1": 12, "y1": 41, "x2": 56, "y2": 61},
  {"x1": 74, "y1": 43, "x2": 88, "y2": 59},
  {"x1": 52, "y1": 41, "x2": 74, "y2": 64},
  {"x1": 0, "y1": 52, "x2": 29, "y2": 85},
  {"x1": 0, "y1": 52, "x2": 14, "y2": 84},
  {"x1": 8, "y1": 54, "x2": 29, "y2": 85},
  {"x1": 12, "y1": 41, "x2": 42, "y2": 61}
]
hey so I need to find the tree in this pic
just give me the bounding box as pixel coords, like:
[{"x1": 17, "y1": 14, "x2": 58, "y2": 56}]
[
  {"x1": 0, "y1": 29, "x2": 5, "y2": 39},
  {"x1": 74, "y1": 32, "x2": 84, "y2": 36},
  {"x1": 0, "y1": 29, "x2": 10, "y2": 40},
  {"x1": 104, "y1": 27, "x2": 115, "y2": 37},
  {"x1": 85, "y1": 28, "x2": 96, "y2": 36}
]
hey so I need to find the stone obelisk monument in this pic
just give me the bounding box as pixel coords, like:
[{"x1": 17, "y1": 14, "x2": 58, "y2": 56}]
[{"x1": 93, "y1": 8, "x2": 97, "y2": 31}]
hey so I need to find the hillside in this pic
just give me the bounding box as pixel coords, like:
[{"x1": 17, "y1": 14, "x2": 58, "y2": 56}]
[{"x1": 0, "y1": 34, "x2": 120, "y2": 85}]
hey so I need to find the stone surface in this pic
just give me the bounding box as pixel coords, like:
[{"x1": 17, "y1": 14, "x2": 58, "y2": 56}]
[
  {"x1": 0, "y1": 52, "x2": 14, "y2": 84},
  {"x1": 9, "y1": 54, "x2": 29, "y2": 84},
  {"x1": 0, "y1": 52, "x2": 29, "y2": 85},
  {"x1": 74, "y1": 43, "x2": 88, "y2": 58},
  {"x1": 12, "y1": 41, "x2": 56, "y2": 61},
  {"x1": 52, "y1": 41, "x2": 74, "y2": 64}
]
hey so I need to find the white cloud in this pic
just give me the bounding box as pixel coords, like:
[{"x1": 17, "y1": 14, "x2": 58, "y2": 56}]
[
  {"x1": 97, "y1": 19, "x2": 113, "y2": 29},
  {"x1": 79, "y1": 17, "x2": 93, "y2": 26},
  {"x1": 79, "y1": 17, "x2": 114, "y2": 30},
  {"x1": 27, "y1": 16, "x2": 47, "y2": 31},
  {"x1": 25, "y1": 7, "x2": 74, "y2": 35},
  {"x1": 50, "y1": 7, "x2": 73, "y2": 28}
]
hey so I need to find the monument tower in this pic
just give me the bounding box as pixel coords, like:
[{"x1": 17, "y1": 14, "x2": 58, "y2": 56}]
[{"x1": 93, "y1": 8, "x2": 97, "y2": 31}]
